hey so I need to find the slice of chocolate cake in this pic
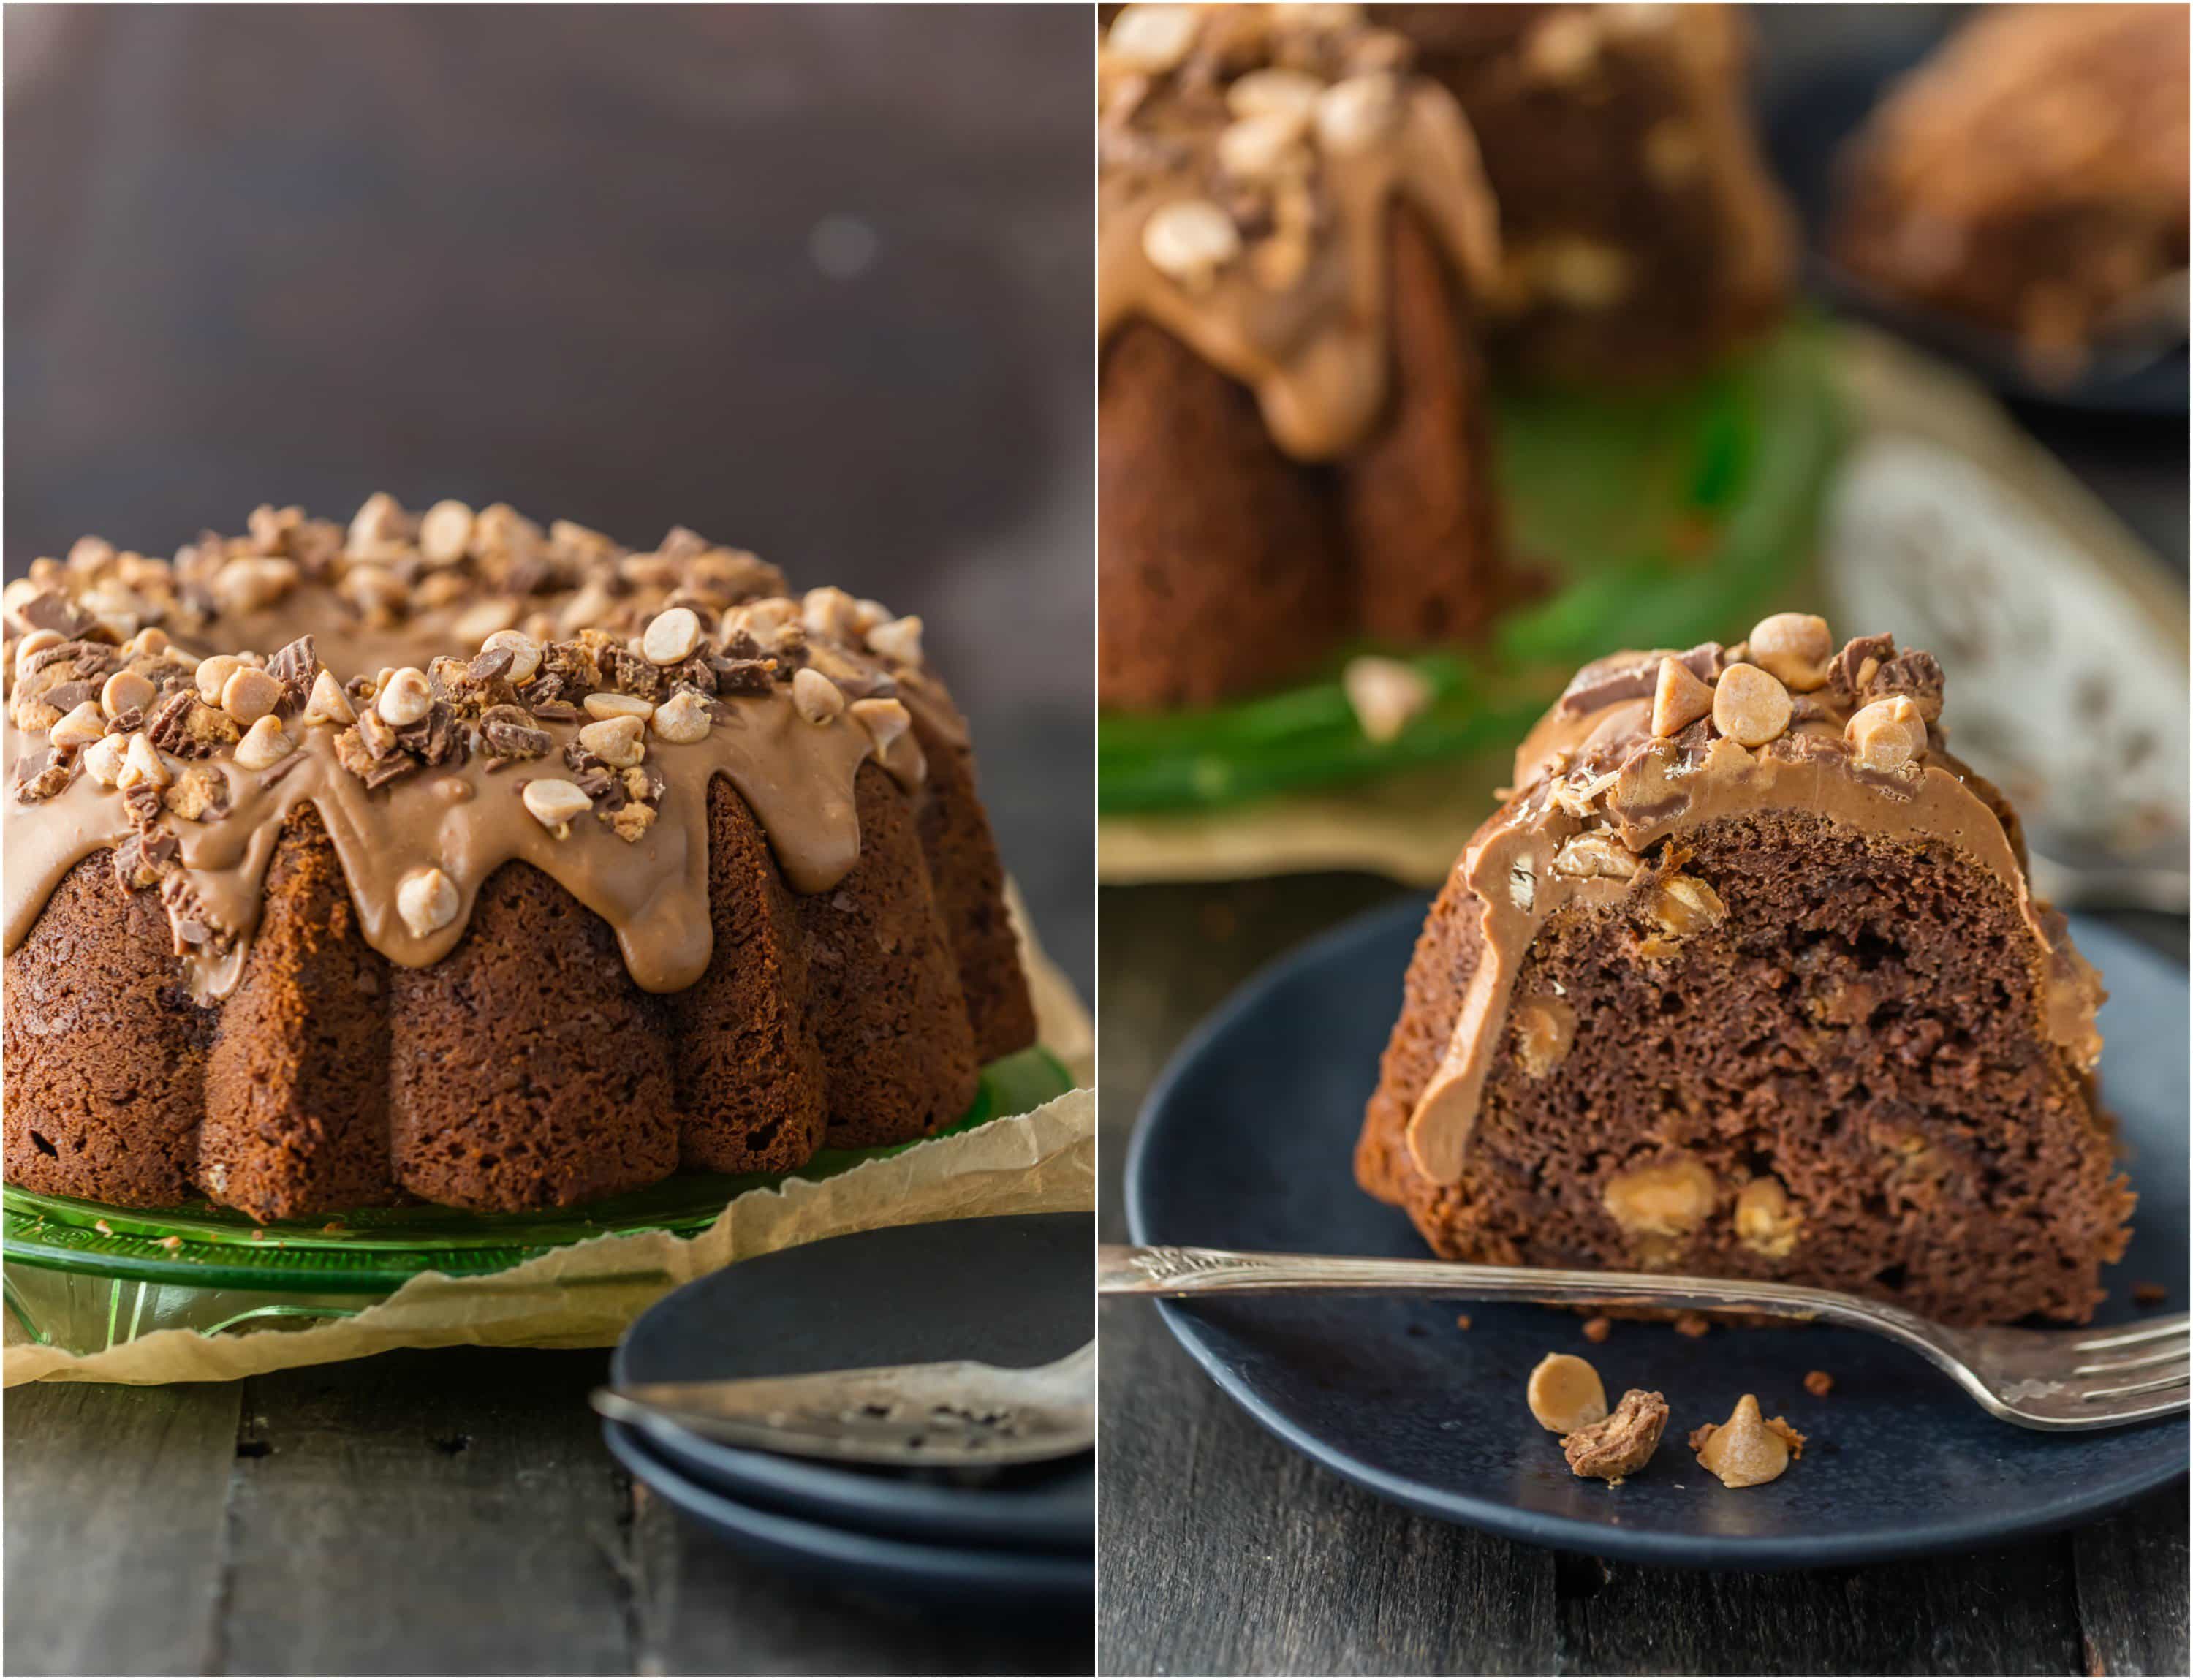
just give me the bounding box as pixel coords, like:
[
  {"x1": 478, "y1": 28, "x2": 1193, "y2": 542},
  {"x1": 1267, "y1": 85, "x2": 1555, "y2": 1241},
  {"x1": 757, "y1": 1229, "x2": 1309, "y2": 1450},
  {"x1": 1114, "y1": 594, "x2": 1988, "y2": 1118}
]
[{"x1": 1357, "y1": 614, "x2": 2132, "y2": 1325}]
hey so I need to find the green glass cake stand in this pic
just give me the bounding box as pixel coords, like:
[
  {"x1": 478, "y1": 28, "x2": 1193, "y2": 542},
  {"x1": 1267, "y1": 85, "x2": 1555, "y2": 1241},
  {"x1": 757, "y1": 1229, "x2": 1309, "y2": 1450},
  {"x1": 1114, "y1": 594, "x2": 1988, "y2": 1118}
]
[
  {"x1": 1097, "y1": 319, "x2": 1844, "y2": 812},
  {"x1": 3, "y1": 1046, "x2": 1073, "y2": 1355}
]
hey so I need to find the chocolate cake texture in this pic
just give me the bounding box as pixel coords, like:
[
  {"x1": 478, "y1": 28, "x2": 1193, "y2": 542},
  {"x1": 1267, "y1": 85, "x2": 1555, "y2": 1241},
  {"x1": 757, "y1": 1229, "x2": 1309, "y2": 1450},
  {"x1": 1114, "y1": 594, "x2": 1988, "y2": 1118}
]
[
  {"x1": 4, "y1": 495, "x2": 1036, "y2": 1219},
  {"x1": 1357, "y1": 613, "x2": 2132, "y2": 1326}
]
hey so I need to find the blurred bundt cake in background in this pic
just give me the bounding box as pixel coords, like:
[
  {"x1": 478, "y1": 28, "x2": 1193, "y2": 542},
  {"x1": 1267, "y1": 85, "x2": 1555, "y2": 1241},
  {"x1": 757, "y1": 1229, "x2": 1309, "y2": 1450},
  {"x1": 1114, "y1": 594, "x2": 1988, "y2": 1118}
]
[
  {"x1": 1832, "y1": 3, "x2": 2189, "y2": 371},
  {"x1": 1376, "y1": 1, "x2": 1793, "y2": 385},
  {"x1": 4, "y1": 496, "x2": 1037, "y2": 1219},
  {"x1": 1357, "y1": 613, "x2": 2131, "y2": 1326},
  {"x1": 1099, "y1": 1, "x2": 1522, "y2": 712}
]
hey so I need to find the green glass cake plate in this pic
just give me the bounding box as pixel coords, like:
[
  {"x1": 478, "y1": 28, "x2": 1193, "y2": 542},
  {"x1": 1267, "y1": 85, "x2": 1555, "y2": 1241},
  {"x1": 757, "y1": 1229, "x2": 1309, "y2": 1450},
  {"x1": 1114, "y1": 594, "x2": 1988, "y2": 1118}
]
[
  {"x1": 1097, "y1": 319, "x2": 1844, "y2": 813},
  {"x1": 2, "y1": 1047, "x2": 1073, "y2": 1354}
]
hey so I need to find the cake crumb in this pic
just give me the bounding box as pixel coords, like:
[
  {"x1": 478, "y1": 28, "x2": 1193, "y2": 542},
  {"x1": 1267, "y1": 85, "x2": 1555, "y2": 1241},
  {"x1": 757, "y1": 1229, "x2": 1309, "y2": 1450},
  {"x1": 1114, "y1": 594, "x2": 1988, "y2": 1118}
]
[
  {"x1": 2133, "y1": 1281, "x2": 2168, "y2": 1306},
  {"x1": 1803, "y1": 1369, "x2": 1834, "y2": 1398},
  {"x1": 1562, "y1": 1388, "x2": 1669, "y2": 1483},
  {"x1": 1581, "y1": 1316, "x2": 1612, "y2": 1343},
  {"x1": 1673, "y1": 1312, "x2": 1711, "y2": 1339}
]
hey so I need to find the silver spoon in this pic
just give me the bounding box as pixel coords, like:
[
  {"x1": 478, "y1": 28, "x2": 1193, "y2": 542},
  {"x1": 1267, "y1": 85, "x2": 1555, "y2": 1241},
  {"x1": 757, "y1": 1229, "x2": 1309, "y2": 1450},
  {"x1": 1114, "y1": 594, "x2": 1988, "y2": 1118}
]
[
  {"x1": 1101, "y1": 1244, "x2": 2186, "y2": 1431},
  {"x1": 591, "y1": 1339, "x2": 1095, "y2": 1466}
]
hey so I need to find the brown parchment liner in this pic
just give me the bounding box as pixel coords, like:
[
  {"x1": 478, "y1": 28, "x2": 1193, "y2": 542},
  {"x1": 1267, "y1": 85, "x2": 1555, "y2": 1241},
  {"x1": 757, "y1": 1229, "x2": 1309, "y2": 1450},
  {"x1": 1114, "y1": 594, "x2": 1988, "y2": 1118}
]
[{"x1": 3, "y1": 885, "x2": 1091, "y2": 1386}]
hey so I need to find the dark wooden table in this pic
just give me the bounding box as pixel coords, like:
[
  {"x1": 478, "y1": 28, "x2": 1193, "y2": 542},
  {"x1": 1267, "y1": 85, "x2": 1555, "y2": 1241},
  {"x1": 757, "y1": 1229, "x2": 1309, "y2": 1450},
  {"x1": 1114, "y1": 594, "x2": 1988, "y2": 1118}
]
[
  {"x1": 1097, "y1": 875, "x2": 2189, "y2": 1678},
  {"x1": 6, "y1": 8, "x2": 1091, "y2": 1676}
]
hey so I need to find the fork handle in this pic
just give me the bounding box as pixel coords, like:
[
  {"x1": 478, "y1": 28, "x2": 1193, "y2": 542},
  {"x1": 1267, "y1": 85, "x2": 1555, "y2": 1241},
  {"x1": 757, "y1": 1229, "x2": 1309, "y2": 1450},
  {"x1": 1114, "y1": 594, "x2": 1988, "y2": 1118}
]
[{"x1": 1099, "y1": 1243, "x2": 1904, "y2": 1333}]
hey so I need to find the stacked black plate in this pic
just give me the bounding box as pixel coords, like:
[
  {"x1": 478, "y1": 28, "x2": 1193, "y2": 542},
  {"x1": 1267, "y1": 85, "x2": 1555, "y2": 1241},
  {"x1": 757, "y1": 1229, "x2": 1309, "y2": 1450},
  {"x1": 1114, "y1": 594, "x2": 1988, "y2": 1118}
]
[{"x1": 603, "y1": 1214, "x2": 1094, "y2": 1615}]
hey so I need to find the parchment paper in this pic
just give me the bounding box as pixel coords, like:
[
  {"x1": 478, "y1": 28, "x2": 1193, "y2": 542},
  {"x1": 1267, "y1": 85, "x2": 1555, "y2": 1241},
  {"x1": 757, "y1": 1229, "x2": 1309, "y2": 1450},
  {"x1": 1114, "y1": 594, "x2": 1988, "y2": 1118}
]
[{"x1": 5, "y1": 889, "x2": 1092, "y2": 1385}]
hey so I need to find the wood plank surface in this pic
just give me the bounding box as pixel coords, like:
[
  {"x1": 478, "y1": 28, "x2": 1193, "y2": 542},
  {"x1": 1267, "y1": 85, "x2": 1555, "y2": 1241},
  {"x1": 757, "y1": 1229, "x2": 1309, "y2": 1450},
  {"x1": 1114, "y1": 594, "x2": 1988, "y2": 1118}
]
[
  {"x1": 3, "y1": 1380, "x2": 243, "y2": 1676},
  {"x1": 1097, "y1": 875, "x2": 2191, "y2": 1679}
]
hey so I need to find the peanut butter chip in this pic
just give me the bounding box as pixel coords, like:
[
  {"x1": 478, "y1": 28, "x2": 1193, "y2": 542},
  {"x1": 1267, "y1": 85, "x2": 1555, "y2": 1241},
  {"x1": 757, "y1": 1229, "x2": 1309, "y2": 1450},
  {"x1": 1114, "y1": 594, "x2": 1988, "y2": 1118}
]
[
  {"x1": 101, "y1": 669, "x2": 155, "y2": 720},
  {"x1": 1143, "y1": 199, "x2": 1243, "y2": 290},
  {"x1": 1219, "y1": 110, "x2": 1311, "y2": 181},
  {"x1": 233, "y1": 716, "x2": 293, "y2": 771},
  {"x1": 583, "y1": 692, "x2": 656, "y2": 722},
  {"x1": 1651, "y1": 656, "x2": 1714, "y2": 737},
  {"x1": 521, "y1": 778, "x2": 593, "y2": 837},
  {"x1": 376, "y1": 667, "x2": 433, "y2": 727},
  {"x1": 221, "y1": 666, "x2": 282, "y2": 727},
  {"x1": 1711, "y1": 662, "x2": 1792, "y2": 747},
  {"x1": 1527, "y1": 1352, "x2": 1609, "y2": 1434},
  {"x1": 641, "y1": 606, "x2": 702, "y2": 666},
  {"x1": 1747, "y1": 612, "x2": 1833, "y2": 692},
  {"x1": 195, "y1": 654, "x2": 245, "y2": 708},
  {"x1": 1342, "y1": 655, "x2": 1433, "y2": 744},
  {"x1": 849, "y1": 695, "x2": 912, "y2": 753},
  {"x1": 1692, "y1": 1394, "x2": 1803, "y2": 1488},
  {"x1": 1845, "y1": 695, "x2": 1925, "y2": 774},
  {"x1": 118, "y1": 733, "x2": 171, "y2": 791},
  {"x1": 791, "y1": 667, "x2": 846, "y2": 724},
  {"x1": 303, "y1": 669, "x2": 356, "y2": 727},
  {"x1": 395, "y1": 866, "x2": 459, "y2": 938}
]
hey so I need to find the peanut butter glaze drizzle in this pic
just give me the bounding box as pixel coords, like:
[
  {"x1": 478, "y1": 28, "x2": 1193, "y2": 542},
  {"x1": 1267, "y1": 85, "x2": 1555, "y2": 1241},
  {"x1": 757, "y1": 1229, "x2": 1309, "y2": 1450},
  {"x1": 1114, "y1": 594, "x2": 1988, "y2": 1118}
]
[
  {"x1": 1098, "y1": 2, "x2": 1500, "y2": 461},
  {"x1": 1405, "y1": 621, "x2": 2106, "y2": 1186},
  {"x1": 4, "y1": 497, "x2": 949, "y2": 1002}
]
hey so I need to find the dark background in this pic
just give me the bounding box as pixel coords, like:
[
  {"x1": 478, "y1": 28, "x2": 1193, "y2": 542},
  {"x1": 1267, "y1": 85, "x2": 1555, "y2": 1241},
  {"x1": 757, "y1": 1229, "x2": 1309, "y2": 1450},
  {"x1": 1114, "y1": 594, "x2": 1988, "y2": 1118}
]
[{"x1": 4, "y1": 0, "x2": 1094, "y2": 988}]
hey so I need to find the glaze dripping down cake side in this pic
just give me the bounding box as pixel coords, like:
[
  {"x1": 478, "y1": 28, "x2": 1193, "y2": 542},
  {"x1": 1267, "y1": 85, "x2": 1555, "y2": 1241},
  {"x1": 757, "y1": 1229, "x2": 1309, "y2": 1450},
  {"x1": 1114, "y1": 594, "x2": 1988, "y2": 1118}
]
[
  {"x1": 3, "y1": 496, "x2": 1037, "y2": 1219},
  {"x1": 1098, "y1": 1, "x2": 1519, "y2": 711},
  {"x1": 1357, "y1": 614, "x2": 2132, "y2": 1326}
]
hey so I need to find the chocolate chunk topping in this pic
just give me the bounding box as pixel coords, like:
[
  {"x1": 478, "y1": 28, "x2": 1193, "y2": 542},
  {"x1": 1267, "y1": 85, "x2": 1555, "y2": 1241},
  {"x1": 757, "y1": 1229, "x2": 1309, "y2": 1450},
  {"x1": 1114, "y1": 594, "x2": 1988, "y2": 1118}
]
[{"x1": 267, "y1": 635, "x2": 320, "y2": 714}]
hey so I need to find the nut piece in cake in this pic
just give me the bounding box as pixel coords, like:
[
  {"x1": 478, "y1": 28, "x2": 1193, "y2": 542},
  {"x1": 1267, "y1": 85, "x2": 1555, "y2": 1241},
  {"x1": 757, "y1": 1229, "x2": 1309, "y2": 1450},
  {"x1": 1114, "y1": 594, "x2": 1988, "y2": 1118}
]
[
  {"x1": 577, "y1": 714, "x2": 647, "y2": 768},
  {"x1": 1691, "y1": 1394, "x2": 1806, "y2": 1488},
  {"x1": 641, "y1": 607, "x2": 702, "y2": 666},
  {"x1": 482, "y1": 629, "x2": 542, "y2": 684},
  {"x1": 521, "y1": 778, "x2": 593, "y2": 839},
  {"x1": 791, "y1": 667, "x2": 846, "y2": 723},
  {"x1": 1526, "y1": 1352, "x2": 1609, "y2": 1434},
  {"x1": 1561, "y1": 1388, "x2": 1670, "y2": 1484},
  {"x1": 395, "y1": 866, "x2": 461, "y2": 938},
  {"x1": 650, "y1": 690, "x2": 713, "y2": 745},
  {"x1": 1603, "y1": 1157, "x2": 1716, "y2": 1246},
  {"x1": 1733, "y1": 1176, "x2": 1803, "y2": 1258}
]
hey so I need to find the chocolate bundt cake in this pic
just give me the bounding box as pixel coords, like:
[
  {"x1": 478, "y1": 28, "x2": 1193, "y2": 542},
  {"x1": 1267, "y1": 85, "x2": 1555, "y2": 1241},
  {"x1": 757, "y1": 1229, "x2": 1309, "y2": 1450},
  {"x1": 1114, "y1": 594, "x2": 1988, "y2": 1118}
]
[
  {"x1": 4, "y1": 496, "x2": 1037, "y2": 1219},
  {"x1": 1831, "y1": 4, "x2": 2189, "y2": 370},
  {"x1": 1357, "y1": 614, "x2": 2132, "y2": 1325},
  {"x1": 1099, "y1": 2, "x2": 1517, "y2": 711},
  {"x1": 1375, "y1": 1, "x2": 1793, "y2": 385}
]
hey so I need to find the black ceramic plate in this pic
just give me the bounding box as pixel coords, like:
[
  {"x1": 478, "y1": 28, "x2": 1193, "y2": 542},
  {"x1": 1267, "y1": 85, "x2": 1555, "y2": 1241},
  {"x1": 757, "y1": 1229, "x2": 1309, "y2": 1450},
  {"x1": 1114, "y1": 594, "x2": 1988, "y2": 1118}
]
[
  {"x1": 1761, "y1": 32, "x2": 2189, "y2": 418},
  {"x1": 1126, "y1": 898, "x2": 2190, "y2": 1569},
  {"x1": 605, "y1": 1423, "x2": 1091, "y2": 1616},
  {"x1": 609, "y1": 1214, "x2": 1093, "y2": 1552}
]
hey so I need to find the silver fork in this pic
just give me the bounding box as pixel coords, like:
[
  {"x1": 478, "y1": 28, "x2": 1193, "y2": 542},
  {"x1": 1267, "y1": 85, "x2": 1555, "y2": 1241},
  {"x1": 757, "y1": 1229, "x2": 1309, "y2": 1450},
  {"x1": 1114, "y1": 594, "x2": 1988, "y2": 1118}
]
[{"x1": 1100, "y1": 1244, "x2": 2189, "y2": 1431}]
